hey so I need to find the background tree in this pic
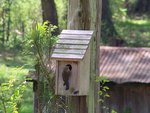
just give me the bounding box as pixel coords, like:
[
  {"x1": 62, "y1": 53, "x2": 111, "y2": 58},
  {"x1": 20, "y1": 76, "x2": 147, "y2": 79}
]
[
  {"x1": 0, "y1": 0, "x2": 41, "y2": 49},
  {"x1": 127, "y1": 0, "x2": 150, "y2": 16},
  {"x1": 31, "y1": 0, "x2": 61, "y2": 112},
  {"x1": 101, "y1": 0, "x2": 126, "y2": 46},
  {"x1": 0, "y1": 0, "x2": 12, "y2": 44},
  {"x1": 41, "y1": 0, "x2": 59, "y2": 35}
]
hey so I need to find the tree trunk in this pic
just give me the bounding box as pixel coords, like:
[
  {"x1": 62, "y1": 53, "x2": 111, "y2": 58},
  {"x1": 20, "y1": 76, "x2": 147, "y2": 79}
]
[
  {"x1": 67, "y1": 1, "x2": 90, "y2": 113},
  {"x1": 41, "y1": 0, "x2": 59, "y2": 35},
  {"x1": 34, "y1": 1, "x2": 60, "y2": 112},
  {"x1": 1, "y1": 0, "x2": 12, "y2": 44},
  {"x1": 67, "y1": 0, "x2": 102, "y2": 113},
  {"x1": 6, "y1": 0, "x2": 12, "y2": 42},
  {"x1": 68, "y1": 0, "x2": 90, "y2": 30},
  {"x1": 102, "y1": 0, "x2": 117, "y2": 36},
  {"x1": 101, "y1": 0, "x2": 125, "y2": 46},
  {"x1": 2, "y1": 8, "x2": 5, "y2": 44},
  {"x1": 6, "y1": 13, "x2": 10, "y2": 42},
  {"x1": 127, "y1": 0, "x2": 150, "y2": 16},
  {"x1": 134, "y1": 0, "x2": 150, "y2": 14},
  {"x1": 21, "y1": 21, "x2": 25, "y2": 38}
]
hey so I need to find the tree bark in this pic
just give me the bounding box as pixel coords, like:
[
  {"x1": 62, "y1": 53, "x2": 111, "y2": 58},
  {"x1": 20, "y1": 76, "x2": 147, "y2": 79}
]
[
  {"x1": 2, "y1": 8, "x2": 5, "y2": 44},
  {"x1": 41, "y1": 0, "x2": 59, "y2": 35},
  {"x1": 101, "y1": 0, "x2": 125, "y2": 46},
  {"x1": 127, "y1": 0, "x2": 150, "y2": 16},
  {"x1": 102, "y1": 0, "x2": 117, "y2": 36},
  {"x1": 68, "y1": 0, "x2": 90, "y2": 30},
  {"x1": 67, "y1": 0, "x2": 90, "y2": 113},
  {"x1": 34, "y1": 1, "x2": 60, "y2": 112},
  {"x1": 133, "y1": 0, "x2": 150, "y2": 14},
  {"x1": 6, "y1": 0, "x2": 12, "y2": 42}
]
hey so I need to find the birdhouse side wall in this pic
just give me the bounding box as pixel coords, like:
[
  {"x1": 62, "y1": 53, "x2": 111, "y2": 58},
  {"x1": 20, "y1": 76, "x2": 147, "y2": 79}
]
[
  {"x1": 78, "y1": 44, "x2": 91, "y2": 95},
  {"x1": 55, "y1": 61, "x2": 59, "y2": 94}
]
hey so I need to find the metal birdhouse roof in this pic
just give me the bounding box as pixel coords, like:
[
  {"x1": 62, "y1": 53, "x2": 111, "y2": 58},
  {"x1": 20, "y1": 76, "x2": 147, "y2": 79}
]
[{"x1": 51, "y1": 30, "x2": 94, "y2": 61}]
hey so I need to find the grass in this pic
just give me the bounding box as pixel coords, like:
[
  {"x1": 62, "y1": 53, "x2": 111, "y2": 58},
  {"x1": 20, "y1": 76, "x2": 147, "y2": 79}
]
[
  {"x1": 115, "y1": 19, "x2": 150, "y2": 47},
  {"x1": 0, "y1": 50, "x2": 33, "y2": 113},
  {"x1": 19, "y1": 83, "x2": 33, "y2": 113}
]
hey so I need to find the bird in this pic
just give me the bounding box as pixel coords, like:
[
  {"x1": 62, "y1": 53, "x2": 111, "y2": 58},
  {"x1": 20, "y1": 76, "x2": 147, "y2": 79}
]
[
  {"x1": 62, "y1": 64, "x2": 72, "y2": 90},
  {"x1": 73, "y1": 90, "x2": 79, "y2": 94}
]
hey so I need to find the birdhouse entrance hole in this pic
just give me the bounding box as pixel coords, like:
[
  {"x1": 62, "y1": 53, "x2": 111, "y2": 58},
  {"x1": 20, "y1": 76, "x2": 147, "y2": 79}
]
[{"x1": 56, "y1": 61, "x2": 79, "y2": 95}]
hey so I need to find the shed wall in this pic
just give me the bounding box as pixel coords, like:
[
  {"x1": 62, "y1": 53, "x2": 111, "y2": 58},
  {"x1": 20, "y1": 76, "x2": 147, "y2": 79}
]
[{"x1": 101, "y1": 83, "x2": 150, "y2": 113}]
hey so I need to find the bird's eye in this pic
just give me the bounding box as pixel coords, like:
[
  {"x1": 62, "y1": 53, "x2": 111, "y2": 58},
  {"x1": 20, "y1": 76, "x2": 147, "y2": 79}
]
[{"x1": 66, "y1": 64, "x2": 72, "y2": 70}]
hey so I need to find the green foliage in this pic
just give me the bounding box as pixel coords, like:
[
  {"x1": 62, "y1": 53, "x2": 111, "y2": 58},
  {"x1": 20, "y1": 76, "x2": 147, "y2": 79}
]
[
  {"x1": 111, "y1": 109, "x2": 117, "y2": 113},
  {"x1": 25, "y1": 21, "x2": 65, "y2": 112},
  {"x1": 110, "y1": 0, "x2": 127, "y2": 21},
  {"x1": 24, "y1": 21, "x2": 58, "y2": 83},
  {"x1": 116, "y1": 19, "x2": 150, "y2": 47},
  {"x1": 96, "y1": 76, "x2": 118, "y2": 113},
  {"x1": 0, "y1": 64, "x2": 32, "y2": 113},
  {"x1": 55, "y1": 0, "x2": 68, "y2": 30},
  {"x1": 0, "y1": 65, "x2": 28, "y2": 83},
  {"x1": 25, "y1": 21, "x2": 58, "y2": 59},
  {"x1": 101, "y1": 0, "x2": 150, "y2": 47},
  {"x1": 96, "y1": 76, "x2": 110, "y2": 103},
  {"x1": 0, "y1": 0, "x2": 41, "y2": 49},
  {"x1": 123, "y1": 107, "x2": 132, "y2": 113},
  {"x1": 0, "y1": 73, "x2": 26, "y2": 113}
]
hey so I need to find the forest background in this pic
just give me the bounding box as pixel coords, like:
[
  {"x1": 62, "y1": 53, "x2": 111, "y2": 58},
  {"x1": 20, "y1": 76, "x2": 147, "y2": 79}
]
[{"x1": 0, "y1": 0, "x2": 150, "y2": 112}]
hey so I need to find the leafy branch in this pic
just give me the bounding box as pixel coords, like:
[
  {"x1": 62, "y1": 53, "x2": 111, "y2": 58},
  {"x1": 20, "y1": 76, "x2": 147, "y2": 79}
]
[
  {"x1": 96, "y1": 76, "x2": 110, "y2": 112},
  {"x1": 25, "y1": 22, "x2": 68, "y2": 112},
  {"x1": 0, "y1": 78, "x2": 27, "y2": 113}
]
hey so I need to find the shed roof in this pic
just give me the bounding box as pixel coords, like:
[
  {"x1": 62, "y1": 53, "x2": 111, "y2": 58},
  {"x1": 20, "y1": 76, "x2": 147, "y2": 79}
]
[
  {"x1": 51, "y1": 30, "x2": 94, "y2": 61},
  {"x1": 100, "y1": 46, "x2": 150, "y2": 84}
]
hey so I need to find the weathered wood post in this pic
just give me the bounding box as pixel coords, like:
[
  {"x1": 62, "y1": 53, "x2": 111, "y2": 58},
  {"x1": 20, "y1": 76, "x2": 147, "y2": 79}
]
[
  {"x1": 26, "y1": 65, "x2": 39, "y2": 113},
  {"x1": 67, "y1": 0, "x2": 102, "y2": 113}
]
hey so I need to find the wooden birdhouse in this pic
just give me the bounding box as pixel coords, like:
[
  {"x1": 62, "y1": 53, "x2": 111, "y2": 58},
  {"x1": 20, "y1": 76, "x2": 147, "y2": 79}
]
[{"x1": 51, "y1": 30, "x2": 94, "y2": 96}]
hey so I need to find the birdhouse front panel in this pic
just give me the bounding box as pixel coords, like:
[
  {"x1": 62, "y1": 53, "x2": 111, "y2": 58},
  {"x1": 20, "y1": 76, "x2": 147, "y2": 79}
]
[{"x1": 56, "y1": 61, "x2": 80, "y2": 95}]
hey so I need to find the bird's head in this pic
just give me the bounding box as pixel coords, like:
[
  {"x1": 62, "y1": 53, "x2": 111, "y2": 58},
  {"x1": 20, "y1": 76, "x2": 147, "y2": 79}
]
[{"x1": 66, "y1": 64, "x2": 72, "y2": 71}]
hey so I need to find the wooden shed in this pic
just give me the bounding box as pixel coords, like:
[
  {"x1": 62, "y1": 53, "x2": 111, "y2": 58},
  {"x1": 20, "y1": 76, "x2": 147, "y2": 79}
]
[
  {"x1": 51, "y1": 30, "x2": 94, "y2": 96},
  {"x1": 100, "y1": 46, "x2": 150, "y2": 113}
]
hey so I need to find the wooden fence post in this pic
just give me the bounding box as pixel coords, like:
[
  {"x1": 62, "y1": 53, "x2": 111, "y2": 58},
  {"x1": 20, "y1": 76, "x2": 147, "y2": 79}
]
[{"x1": 67, "y1": 0, "x2": 102, "y2": 113}]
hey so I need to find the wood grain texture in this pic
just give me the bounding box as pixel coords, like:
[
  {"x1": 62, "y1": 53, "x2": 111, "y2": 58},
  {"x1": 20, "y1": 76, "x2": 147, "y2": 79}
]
[
  {"x1": 103, "y1": 83, "x2": 150, "y2": 113},
  {"x1": 78, "y1": 44, "x2": 91, "y2": 95},
  {"x1": 57, "y1": 39, "x2": 90, "y2": 45},
  {"x1": 66, "y1": 0, "x2": 102, "y2": 112},
  {"x1": 51, "y1": 30, "x2": 93, "y2": 61},
  {"x1": 55, "y1": 61, "x2": 59, "y2": 94},
  {"x1": 51, "y1": 53, "x2": 84, "y2": 60},
  {"x1": 55, "y1": 44, "x2": 88, "y2": 50},
  {"x1": 60, "y1": 34, "x2": 92, "y2": 40},
  {"x1": 62, "y1": 30, "x2": 94, "y2": 35},
  {"x1": 53, "y1": 49, "x2": 86, "y2": 55}
]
